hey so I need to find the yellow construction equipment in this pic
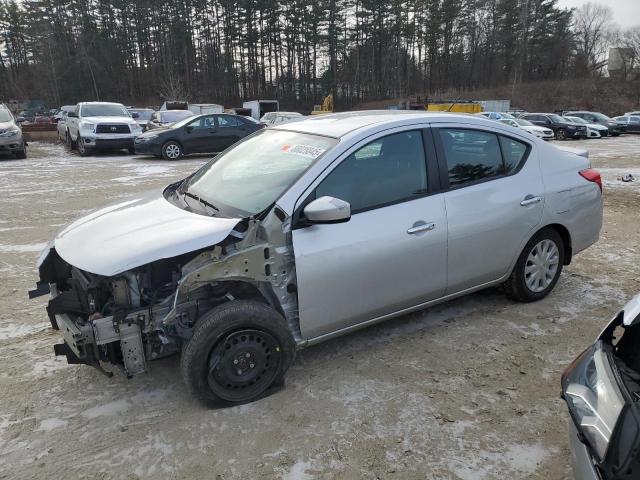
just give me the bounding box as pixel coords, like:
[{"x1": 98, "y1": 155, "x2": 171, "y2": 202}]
[
  {"x1": 425, "y1": 101, "x2": 482, "y2": 114},
  {"x1": 311, "y1": 94, "x2": 334, "y2": 115}
]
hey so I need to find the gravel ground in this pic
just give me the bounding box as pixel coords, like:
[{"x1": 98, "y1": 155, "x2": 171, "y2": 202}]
[{"x1": 0, "y1": 137, "x2": 639, "y2": 480}]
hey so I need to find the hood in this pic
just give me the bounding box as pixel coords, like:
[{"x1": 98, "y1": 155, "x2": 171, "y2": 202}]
[
  {"x1": 553, "y1": 145, "x2": 589, "y2": 159},
  {"x1": 54, "y1": 190, "x2": 242, "y2": 276},
  {"x1": 0, "y1": 120, "x2": 17, "y2": 132},
  {"x1": 82, "y1": 116, "x2": 137, "y2": 124}
]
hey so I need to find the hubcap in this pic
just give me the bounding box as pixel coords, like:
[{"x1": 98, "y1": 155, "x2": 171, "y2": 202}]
[
  {"x1": 166, "y1": 144, "x2": 180, "y2": 159},
  {"x1": 524, "y1": 239, "x2": 559, "y2": 293},
  {"x1": 207, "y1": 329, "x2": 282, "y2": 402}
]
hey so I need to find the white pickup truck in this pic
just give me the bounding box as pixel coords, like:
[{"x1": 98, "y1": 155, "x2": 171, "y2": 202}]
[{"x1": 64, "y1": 102, "x2": 143, "y2": 156}]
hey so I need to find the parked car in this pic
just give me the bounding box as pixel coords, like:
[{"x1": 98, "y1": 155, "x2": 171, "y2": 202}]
[
  {"x1": 261, "y1": 111, "x2": 304, "y2": 126},
  {"x1": 127, "y1": 108, "x2": 154, "y2": 131},
  {"x1": 134, "y1": 113, "x2": 263, "y2": 159},
  {"x1": 561, "y1": 294, "x2": 640, "y2": 480},
  {"x1": 613, "y1": 115, "x2": 640, "y2": 133},
  {"x1": 64, "y1": 102, "x2": 143, "y2": 156},
  {"x1": 520, "y1": 113, "x2": 588, "y2": 140},
  {"x1": 566, "y1": 111, "x2": 626, "y2": 136},
  {"x1": 31, "y1": 112, "x2": 603, "y2": 405},
  {"x1": 565, "y1": 116, "x2": 609, "y2": 138},
  {"x1": 54, "y1": 105, "x2": 76, "y2": 125},
  {"x1": 624, "y1": 111, "x2": 640, "y2": 117},
  {"x1": 499, "y1": 118, "x2": 554, "y2": 140},
  {"x1": 0, "y1": 104, "x2": 27, "y2": 159},
  {"x1": 477, "y1": 112, "x2": 515, "y2": 120},
  {"x1": 146, "y1": 110, "x2": 194, "y2": 131}
]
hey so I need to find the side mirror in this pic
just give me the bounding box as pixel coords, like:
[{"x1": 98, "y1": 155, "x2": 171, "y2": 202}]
[
  {"x1": 67, "y1": 112, "x2": 77, "y2": 118},
  {"x1": 303, "y1": 196, "x2": 351, "y2": 224},
  {"x1": 185, "y1": 125, "x2": 193, "y2": 133}
]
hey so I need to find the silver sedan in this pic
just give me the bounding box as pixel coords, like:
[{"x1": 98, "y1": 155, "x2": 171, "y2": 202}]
[{"x1": 32, "y1": 111, "x2": 603, "y2": 404}]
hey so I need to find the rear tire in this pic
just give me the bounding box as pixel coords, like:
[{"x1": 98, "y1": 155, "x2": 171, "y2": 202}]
[
  {"x1": 65, "y1": 131, "x2": 76, "y2": 150},
  {"x1": 503, "y1": 228, "x2": 564, "y2": 302},
  {"x1": 181, "y1": 300, "x2": 295, "y2": 406},
  {"x1": 555, "y1": 129, "x2": 567, "y2": 141},
  {"x1": 162, "y1": 141, "x2": 182, "y2": 160}
]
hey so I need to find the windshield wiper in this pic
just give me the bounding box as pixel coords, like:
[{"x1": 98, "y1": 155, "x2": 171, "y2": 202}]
[{"x1": 183, "y1": 191, "x2": 220, "y2": 213}]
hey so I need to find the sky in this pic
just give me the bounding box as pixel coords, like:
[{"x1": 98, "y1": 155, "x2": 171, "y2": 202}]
[{"x1": 558, "y1": 0, "x2": 640, "y2": 29}]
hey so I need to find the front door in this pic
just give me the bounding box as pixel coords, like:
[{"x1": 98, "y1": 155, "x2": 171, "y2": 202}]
[
  {"x1": 433, "y1": 127, "x2": 544, "y2": 294},
  {"x1": 214, "y1": 115, "x2": 243, "y2": 150},
  {"x1": 292, "y1": 129, "x2": 448, "y2": 340},
  {"x1": 182, "y1": 115, "x2": 220, "y2": 153}
]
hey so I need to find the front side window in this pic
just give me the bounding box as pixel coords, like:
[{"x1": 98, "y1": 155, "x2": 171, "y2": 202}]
[
  {"x1": 184, "y1": 130, "x2": 337, "y2": 216},
  {"x1": 315, "y1": 130, "x2": 427, "y2": 213},
  {"x1": 187, "y1": 115, "x2": 215, "y2": 129},
  {"x1": 439, "y1": 129, "x2": 528, "y2": 187}
]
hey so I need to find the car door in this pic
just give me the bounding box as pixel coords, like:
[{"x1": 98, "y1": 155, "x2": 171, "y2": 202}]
[
  {"x1": 629, "y1": 116, "x2": 640, "y2": 133},
  {"x1": 292, "y1": 129, "x2": 448, "y2": 340},
  {"x1": 214, "y1": 115, "x2": 243, "y2": 150},
  {"x1": 433, "y1": 127, "x2": 544, "y2": 294},
  {"x1": 181, "y1": 115, "x2": 218, "y2": 153}
]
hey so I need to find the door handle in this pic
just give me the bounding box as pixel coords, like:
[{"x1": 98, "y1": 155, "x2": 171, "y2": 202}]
[
  {"x1": 520, "y1": 195, "x2": 542, "y2": 206},
  {"x1": 407, "y1": 222, "x2": 436, "y2": 234}
]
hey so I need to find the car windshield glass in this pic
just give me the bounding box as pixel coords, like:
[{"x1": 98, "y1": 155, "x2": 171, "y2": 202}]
[
  {"x1": 130, "y1": 110, "x2": 153, "y2": 120},
  {"x1": 515, "y1": 119, "x2": 533, "y2": 126},
  {"x1": 0, "y1": 110, "x2": 13, "y2": 122},
  {"x1": 568, "y1": 117, "x2": 587, "y2": 124},
  {"x1": 82, "y1": 104, "x2": 129, "y2": 117},
  {"x1": 549, "y1": 114, "x2": 564, "y2": 122},
  {"x1": 163, "y1": 111, "x2": 194, "y2": 124},
  {"x1": 591, "y1": 112, "x2": 612, "y2": 121},
  {"x1": 183, "y1": 130, "x2": 338, "y2": 216}
]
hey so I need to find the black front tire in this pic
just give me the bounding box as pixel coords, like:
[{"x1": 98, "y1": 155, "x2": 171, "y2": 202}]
[
  {"x1": 503, "y1": 228, "x2": 565, "y2": 302},
  {"x1": 161, "y1": 141, "x2": 182, "y2": 160},
  {"x1": 181, "y1": 300, "x2": 296, "y2": 406},
  {"x1": 14, "y1": 144, "x2": 27, "y2": 159},
  {"x1": 555, "y1": 129, "x2": 567, "y2": 141}
]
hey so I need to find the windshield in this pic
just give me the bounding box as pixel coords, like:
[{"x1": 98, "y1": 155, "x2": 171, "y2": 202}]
[
  {"x1": 590, "y1": 112, "x2": 612, "y2": 121},
  {"x1": 161, "y1": 111, "x2": 194, "y2": 123},
  {"x1": 0, "y1": 110, "x2": 13, "y2": 122},
  {"x1": 129, "y1": 110, "x2": 153, "y2": 120},
  {"x1": 82, "y1": 104, "x2": 129, "y2": 117},
  {"x1": 184, "y1": 130, "x2": 338, "y2": 216},
  {"x1": 549, "y1": 114, "x2": 564, "y2": 122},
  {"x1": 567, "y1": 117, "x2": 587, "y2": 124},
  {"x1": 515, "y1": 119, "x2": 533, "y2": 126}
]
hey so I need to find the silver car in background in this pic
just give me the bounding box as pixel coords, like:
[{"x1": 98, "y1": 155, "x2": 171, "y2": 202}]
[
  {"x1": 562, "y1": 295, "x2": 640, "y2": 480},
  {"x1": 0, "y1": 104, "x2": 27, "y2": 159},
  {"x1": 31, "y1": 111, "x2": 603, "y2": 405}
]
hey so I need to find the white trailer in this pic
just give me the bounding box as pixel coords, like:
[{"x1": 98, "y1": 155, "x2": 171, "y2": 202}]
[
  {"x1": 243, "y1": 100, "x2": 279, "y2": 120},
  {"x1": 160, "y1": 102, "x2": 223, "y2": 114}
]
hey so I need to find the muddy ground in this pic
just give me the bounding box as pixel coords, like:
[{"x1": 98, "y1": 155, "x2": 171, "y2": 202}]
[{"x1": 0, "y1": 136, "x2": 638, "y2": 479}]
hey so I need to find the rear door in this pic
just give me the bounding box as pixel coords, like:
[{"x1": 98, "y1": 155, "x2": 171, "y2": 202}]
[
  {"x1": 214, "y1": 115, "x2": 243, "y2": 149},
  {"x1": 433, "y1": 126, "x2": 544, "y2": 294},
  {"x1": 292, "y1": 128, "x2": 448, "y2": 340}
]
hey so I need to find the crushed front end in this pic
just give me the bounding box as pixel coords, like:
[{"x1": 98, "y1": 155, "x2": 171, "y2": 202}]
[{"x1": 29, "y1": 246, "x2": 222, "y2": 377}]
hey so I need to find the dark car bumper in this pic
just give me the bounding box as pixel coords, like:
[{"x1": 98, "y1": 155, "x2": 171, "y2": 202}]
[
  {"x1": 134, "y1": 140, "x2": 162, "y2": 156},
  {"x1": 610, "y1": 125, "x2": 627, "y2": 135}
]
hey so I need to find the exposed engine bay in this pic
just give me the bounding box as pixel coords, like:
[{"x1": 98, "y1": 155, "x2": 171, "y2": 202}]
[{"x1": 31, "y1": 207, "x2": 301, "y2": 378}]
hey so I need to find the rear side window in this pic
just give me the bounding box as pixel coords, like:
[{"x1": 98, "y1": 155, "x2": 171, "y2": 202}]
[
  {"x1": 438, "y1": 129, "x2": 528, "y2": 188},
  {"x1": 217, "y1": 115, "x2": 241, "y2": 128},
  {"x1": 316, "y1": 130, "x2": 427, "y2": 213}
]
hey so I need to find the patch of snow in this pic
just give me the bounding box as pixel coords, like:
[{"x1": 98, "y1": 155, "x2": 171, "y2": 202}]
[
  {"x1": 0, "y1": 322, "x2": 49, "y2": 340},
  {"x1": 82, "y1": 399, "x2": 131, "y2": 419},
  {"x1": 38, "y1": 418, "x2": 68, "y2": 432},
  {"x1": 0, "y1": 242, "x2": 47, "y2": 253}
]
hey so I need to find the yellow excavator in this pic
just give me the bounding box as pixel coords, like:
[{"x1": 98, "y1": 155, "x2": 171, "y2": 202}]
[{"x1": 311, "y1": 94, "x2": 334, "y2": 115}]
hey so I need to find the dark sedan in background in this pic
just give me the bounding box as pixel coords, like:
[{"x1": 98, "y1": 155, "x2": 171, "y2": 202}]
[
  {"x1": 134, "y1": 113, "x2": 264, "y2": 159},
  {"x1": 613, "y1": 116, "x2": 640, "y2": 133},
  {"x1": 567, "y1": 111, "x2": 627, "y2": 136},
  {"x1": 519, "y1": 113, "x2": 587, "y2": 140}
]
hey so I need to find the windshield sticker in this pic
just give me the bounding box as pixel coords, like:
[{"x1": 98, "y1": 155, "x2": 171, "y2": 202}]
[{"x1": 280, "y1": 144, "x2": 326, "y2": 159}]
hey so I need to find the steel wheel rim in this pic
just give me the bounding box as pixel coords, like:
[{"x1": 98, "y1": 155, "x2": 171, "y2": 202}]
[
  {"x1": 524, "y1": 239, "x2": 559, "y2": 293},
  {"x1": 166, "y1": 144, "x2": 180, "y2": 159},
  {"x1": 78, "y1": 139, "x2": 85, "y2": 154},
  {"x1": 207, "y1": 329, "x2": 282, "y2": 402}
]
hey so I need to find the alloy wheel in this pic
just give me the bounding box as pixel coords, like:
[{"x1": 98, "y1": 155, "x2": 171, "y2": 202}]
[{"x1": 165, "y1": 144, "x2": 181, "y2": 159}]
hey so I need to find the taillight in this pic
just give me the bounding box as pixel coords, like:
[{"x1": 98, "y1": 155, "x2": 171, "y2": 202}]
[{"x1": 579, "y1": 168, "x2": 602, "y2": 192}]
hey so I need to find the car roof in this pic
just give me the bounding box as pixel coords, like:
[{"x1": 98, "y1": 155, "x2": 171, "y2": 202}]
[
  {"x1": 271, "y1": 110, "x2": 493, "y2": 138},
  {"x1": 80, "y1": 101, "x2": 124, "y2": 106}
]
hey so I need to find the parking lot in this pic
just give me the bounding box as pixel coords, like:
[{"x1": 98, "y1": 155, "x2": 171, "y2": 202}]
[{"x1": 0, "y1": 136, "x2": 639, "y2": 480}]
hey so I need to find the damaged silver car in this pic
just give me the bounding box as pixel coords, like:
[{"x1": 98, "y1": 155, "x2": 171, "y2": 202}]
[{"x1": 30, "y1": 111, "x2": 603, "y2": 405}]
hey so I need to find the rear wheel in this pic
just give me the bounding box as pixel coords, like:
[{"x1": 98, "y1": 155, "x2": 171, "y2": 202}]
[
  {"x1": 181, "y1": 300, "x2": 295, "y2": 406},
  {"x1": 65, "y1": 131, "x2": 76, "y2": 150},
  {"x1": 503, "y1": 228, "x2": 564, "y2": 302},
  {"x1": 162, "y1": 141, "x2": 182, "y2": 160},
  {"x1": 555, "y1": 128, "x2": 567, "y2": 141}
]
